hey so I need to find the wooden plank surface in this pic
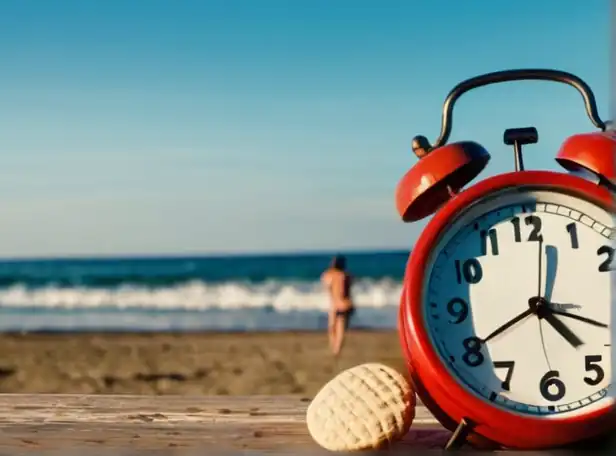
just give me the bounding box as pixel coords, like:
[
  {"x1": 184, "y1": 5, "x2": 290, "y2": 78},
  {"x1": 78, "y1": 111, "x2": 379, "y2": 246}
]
[{"x1": 0, "y1": 394, "x2": 451, "y2": 454}]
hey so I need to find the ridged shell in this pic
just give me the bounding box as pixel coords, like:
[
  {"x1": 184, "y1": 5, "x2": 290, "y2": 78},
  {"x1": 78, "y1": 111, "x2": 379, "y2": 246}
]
[{"x1": 306, "y1": 363, "x2": 416, "y2": 452}]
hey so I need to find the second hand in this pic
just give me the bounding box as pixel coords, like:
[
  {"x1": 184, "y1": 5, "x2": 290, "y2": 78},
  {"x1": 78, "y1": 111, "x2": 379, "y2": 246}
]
[{"x1": 537, "y1": 236, "x2": 551, "y2": 368}]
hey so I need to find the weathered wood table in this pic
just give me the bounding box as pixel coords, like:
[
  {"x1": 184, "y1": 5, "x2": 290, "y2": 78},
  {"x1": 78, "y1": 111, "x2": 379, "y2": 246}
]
[{"x1": 0, "y1": 394, "x2": 452, "y2": 454}]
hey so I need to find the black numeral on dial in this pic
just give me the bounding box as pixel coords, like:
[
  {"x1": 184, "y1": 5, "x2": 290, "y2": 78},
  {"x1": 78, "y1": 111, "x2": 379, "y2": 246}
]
[
  {"x1": 480, "y1": 229, "x2": 499, "y2": 256},
  {"x1": 493, "y1": 361, "x2": 515, "y2": 391},
  {"x1": 539, "y1": 370, "x2": 566, "y2": 402},
  {"x1": 454, "y1": 259, "x2": 483, "y2": 284},
  {"x1": 462, "y1": 337, "x2": 484, "y2": 367},
  {"x1": 566, "y1": 222, "x2": 579, "y2": 249},
  {"x1": 584, "y1": 355, "x2": 605, "y2": 386},
  {"x1": 511, "y1": 215, "x2": 543, "y2": 242},
  {"x1": 597, "y1": 246, "x2": 615, "y2": 272},
  {"x1": 514, "y1": 356, "x2": 604, "y2": 402},
  {"x1": 446, "y1": 298, "x2": 468, "y2": 324}
]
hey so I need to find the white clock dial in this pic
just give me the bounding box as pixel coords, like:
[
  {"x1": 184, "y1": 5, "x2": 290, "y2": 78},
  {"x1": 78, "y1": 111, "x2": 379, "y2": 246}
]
[{"x1": 424, "y1": 188, "x2": 614, "y2": 418}]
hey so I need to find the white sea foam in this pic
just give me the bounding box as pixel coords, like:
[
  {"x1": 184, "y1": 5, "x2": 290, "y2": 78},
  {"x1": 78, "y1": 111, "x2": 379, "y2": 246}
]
[{"x1": 0, "y1": 278, "x2": 403, "y2": 311}]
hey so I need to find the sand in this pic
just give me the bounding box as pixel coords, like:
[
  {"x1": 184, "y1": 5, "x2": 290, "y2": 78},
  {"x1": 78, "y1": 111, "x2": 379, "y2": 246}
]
[{"x1": 0, "y1": 330, "x2": 406, "y2": 396}]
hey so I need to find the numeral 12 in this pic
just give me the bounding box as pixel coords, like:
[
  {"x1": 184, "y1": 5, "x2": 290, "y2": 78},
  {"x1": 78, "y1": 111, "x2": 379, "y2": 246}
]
[{"x1": 511, "y1": 215, "x2": 542, "y2": 242}]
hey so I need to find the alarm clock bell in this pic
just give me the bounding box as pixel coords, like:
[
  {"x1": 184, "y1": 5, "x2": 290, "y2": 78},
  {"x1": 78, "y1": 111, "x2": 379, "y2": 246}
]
[
  {"x1": 395, "y1": 139, "x2": 490, "y2": 222},
  {"x1": 396, "y1": 68, "x2": 615, "y2": 225},
  {"x1": 556, "y1": 131, "x2": 616, "y2": 189}
]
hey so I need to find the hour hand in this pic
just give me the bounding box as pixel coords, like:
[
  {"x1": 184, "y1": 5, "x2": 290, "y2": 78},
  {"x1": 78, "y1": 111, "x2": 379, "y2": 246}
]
[{"x1": 543, "y1": 312, "x2": 584, "y2": 348}]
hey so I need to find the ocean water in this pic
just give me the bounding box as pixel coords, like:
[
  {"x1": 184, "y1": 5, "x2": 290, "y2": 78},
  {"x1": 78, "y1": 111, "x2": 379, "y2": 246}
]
[{"x1": 0, "y1": 251, "x2": 410, "y2": 332}]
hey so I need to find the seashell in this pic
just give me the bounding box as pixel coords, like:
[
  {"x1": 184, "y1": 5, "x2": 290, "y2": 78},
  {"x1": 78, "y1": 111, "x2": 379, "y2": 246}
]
[{"x1": 306, "y1": 363, "x2": 416, "y2": 451}]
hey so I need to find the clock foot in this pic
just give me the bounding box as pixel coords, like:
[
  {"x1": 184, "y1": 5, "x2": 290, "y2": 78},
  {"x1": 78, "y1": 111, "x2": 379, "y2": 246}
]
[{"x1": 445, "y1": 417, "x2": 474, "y2": 450}]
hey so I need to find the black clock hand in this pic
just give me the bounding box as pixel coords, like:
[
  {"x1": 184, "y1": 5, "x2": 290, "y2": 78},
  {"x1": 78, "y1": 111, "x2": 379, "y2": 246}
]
[
  {"x1": 481, "y1": 308, "x2": 534, "y2": 343},
  {"x1": 549, "y1": 309, "x2": 608, "y2": 328},
  {"x1": 534, "y1": 241, "x2": 584, "y2": 348},
  {"x1": 542, "y1": 312, "x2": 584, "y2": 348},
  {"x1": 529, "y1": 297, "x2": 584, "y2": 348}
]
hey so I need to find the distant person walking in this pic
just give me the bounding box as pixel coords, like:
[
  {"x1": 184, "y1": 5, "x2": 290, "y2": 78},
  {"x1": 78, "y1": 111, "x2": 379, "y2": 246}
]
[{"x1": 321, "y1": 255, "x2": 355, "y2": 357}]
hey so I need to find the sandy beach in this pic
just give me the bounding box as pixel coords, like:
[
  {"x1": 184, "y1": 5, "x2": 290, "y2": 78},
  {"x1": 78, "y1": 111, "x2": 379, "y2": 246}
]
[{"x1": 0, "y1": 330, "x2": 405, "y2": 395}]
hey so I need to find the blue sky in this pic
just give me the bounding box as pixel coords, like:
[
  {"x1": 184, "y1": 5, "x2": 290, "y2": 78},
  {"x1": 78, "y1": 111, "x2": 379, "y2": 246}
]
[{"x1": 0, "y1": 0, "x2": 610, "y2": 257}]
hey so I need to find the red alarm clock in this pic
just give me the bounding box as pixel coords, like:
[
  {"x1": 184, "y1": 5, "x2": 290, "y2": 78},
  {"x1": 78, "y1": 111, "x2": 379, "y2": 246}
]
[{"x1": 396, "y1": 69, "x2": 616, "y2": 450}]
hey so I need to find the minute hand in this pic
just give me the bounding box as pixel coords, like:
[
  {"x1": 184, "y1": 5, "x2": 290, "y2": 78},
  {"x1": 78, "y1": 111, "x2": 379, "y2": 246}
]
[
  {"x1": 481, "y1": 308, "x2": 534, "y2": 343},
  {"x1": 549, "y1": 309, "x2": 608, "y2": 328}
]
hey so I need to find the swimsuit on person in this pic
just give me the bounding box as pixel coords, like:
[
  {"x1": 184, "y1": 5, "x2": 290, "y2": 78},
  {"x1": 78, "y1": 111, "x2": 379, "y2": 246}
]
[
  {"x1": 335, "y1": 276, "x2": 355, "y2": 328},
  {"x1": 325, "y1": 271, "x2": 355, "y2": 327},
  {"x1": 335, "y1": 307, "x2": 355, "y2": 328}
]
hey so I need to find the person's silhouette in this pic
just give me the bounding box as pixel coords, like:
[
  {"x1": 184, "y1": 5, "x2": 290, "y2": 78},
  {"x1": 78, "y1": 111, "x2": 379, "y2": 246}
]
[{"x1": 321, "y1": 255, "x2": 355, "y2": 357}]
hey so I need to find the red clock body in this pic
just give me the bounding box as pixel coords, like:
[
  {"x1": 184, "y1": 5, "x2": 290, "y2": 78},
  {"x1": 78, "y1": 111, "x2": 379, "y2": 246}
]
[{"x1": 399, "y1": 170, "x2": 616, "y2": 450}]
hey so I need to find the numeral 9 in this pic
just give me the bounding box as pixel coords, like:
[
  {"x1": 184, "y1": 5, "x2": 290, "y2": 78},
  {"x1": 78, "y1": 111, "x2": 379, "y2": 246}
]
[{"x1": 446, "y1": 297, "x2": 469, "y2": 324}]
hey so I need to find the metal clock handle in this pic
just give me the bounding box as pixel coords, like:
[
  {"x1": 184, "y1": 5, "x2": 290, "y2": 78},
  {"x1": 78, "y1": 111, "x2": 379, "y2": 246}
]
[{"x1": 414, "y1": 69, "x2": 607, "y2": 155}]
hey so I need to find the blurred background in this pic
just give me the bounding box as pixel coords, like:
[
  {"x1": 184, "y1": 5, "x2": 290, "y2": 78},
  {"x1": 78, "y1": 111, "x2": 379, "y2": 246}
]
[{"x1": 0, "y1": 0, "x2": 609, "y2": 395}]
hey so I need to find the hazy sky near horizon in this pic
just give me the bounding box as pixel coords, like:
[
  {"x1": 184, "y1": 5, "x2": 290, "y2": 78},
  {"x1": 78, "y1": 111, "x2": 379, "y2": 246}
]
[{"x1": 0, "y1": 0, "x2": 610, "y2": 257}]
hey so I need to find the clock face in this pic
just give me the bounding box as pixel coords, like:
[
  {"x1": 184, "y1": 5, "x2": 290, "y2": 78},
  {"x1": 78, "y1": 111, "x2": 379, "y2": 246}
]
[{"x1": 424, "y1": 188, "x2": 615, "y2": 418}]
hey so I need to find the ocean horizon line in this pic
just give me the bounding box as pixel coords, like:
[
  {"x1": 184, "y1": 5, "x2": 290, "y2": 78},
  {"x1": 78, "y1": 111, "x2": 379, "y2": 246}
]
[{"x1": 0, "y1": 247, "x2": 412, "y2": 264}]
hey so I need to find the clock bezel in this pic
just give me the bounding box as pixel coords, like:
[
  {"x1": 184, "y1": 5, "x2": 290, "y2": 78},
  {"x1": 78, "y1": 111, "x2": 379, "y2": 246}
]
[{"x1": 400, "y1": 170, "x2": 616, "y2": 449}]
